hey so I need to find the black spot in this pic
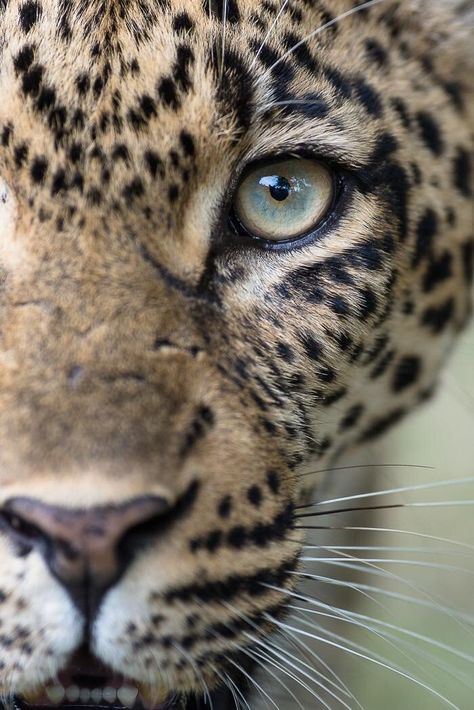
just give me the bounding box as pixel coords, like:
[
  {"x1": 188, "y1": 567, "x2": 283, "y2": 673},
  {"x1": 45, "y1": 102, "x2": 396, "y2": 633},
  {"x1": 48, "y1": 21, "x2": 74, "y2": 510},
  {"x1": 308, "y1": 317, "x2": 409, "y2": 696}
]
[
  {"x1": 358, "y1": 288, "x2": 377, "y2": 318},
  {"x1": 453, "y1": 147, "x2": 472, "y2": 197},
  {"x1": 1, "y1": 124, "x2": 13, "y2": 147},
  {"x1": 217, "y1": 48, "x2": 254, "y2": 132},
  {"x1": 370, "y1": 350, "x2": 395, "y2": 379},
  {"x1": 11, "y1": 143, "x2": 28, "y2": 170},
  {"x1": 22, "y1": 64, "x2": 44, "y2": 96},
  {"x1": 318, "y1": 365, "x2": 335, "y2": 383},
  {"x1": 412, "y1": 209, "x2": 437, "y2": 268},
  {"x1": 205, "y1": 530, "x2": 223, "y2": 553},
  {"x1": 390, "y1": 97, "x2": 411, "y2": 129},
  {"x1": 276, "y1": 341, "x2": 294, "y2": 362},
  {"x1": 340, "y1": 404, "x2": 364, "y2": 431},
  {"x1": 301, "y1": 333, "x2": 322, "y2": 361},
  {"x1": 35, "y1": 86, "x2": 56, "y2": 112},
  {"x1": 247, "y1": 485, "x2": 263, "y2": 507},
  {"x1": 173, "y1": 12, "x2": 194, "y2": 33},
  {"x1": 421, "y1": 298, "x2": 454, "y2": 334},
  {"x1": 423, "y1": 251, "x2": 452, "y2": 293},
  {"x1": 324, "y1": 65, "x2": 352, "y2": 99},
  {"x1": 123, "y1": 178, "x2": 144, "y2": 203},
  {"x1": 228, "y1": 526, "x2": 247, "y2": 549},
  {"x1": 30, "y1": 156, "x2": 48, "y2": 183},
  {"x1": 180, "y1": 130, "x2": 195, "y2": 157},
  {"x1": 330, "y1": 296, "x2": 350, "y2": 316},
  {"x1": 51, "y1": 169, "x2": 67, "y2": 195},
  {"x1": 266, "y1": 470, "x2": 280, "y2": 495},
  {"x1": 168, "y1": 184, "x2": 179, "y2": 203},
  {"x1": 173, "y1": 44, "x2": 194, "y2": 93},
  {"x1": 359, "y1": 408, "x2": 406, "y2": 442},
  {"x1": 392, "y1": 356, "x2": 421, "y2": 393},
  {"x1": 365, "y1": 38, "x2": 387, "y2": 66},
  {"x1": 75, "y1": 73, "x2": 90, "y2": 95},
  {"x1": 353, "y1": 78, "x2": 382, "y2": 117},
  {"x1": 19, "y1": 1, "x2": 41, "y2": 33},
  {"x1": 218, "y1": 496, "x2": 232, "y2": 519},
  {"x1": 140, "y1": 94, "x2": 157, "y2": 120},
  {"x1": 416, "y1": 111, "x2": 444, "y2": 155},
  {"x1": 204, "y1": 0, "x2": 240, "y2": 23},
  {"x1": 157, "y1": 77, "x2": 179, "y2": 109},
  {"x1": 14, "y1": 44, "x2": 35, "y2": 73},
  {"x1": 144, "y1": 150, "x2": 163, "y2": 178},
  {"x1": 282, "y1": 31, "x2": 318, "y2": 73}
]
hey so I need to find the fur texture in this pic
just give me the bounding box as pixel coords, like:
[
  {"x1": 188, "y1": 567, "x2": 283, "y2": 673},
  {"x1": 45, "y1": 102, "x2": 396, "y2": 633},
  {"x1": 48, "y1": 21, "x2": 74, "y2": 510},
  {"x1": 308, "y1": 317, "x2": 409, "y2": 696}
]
[{"x1": 0, "y1": 0, "x2": 472, "y2": 701}]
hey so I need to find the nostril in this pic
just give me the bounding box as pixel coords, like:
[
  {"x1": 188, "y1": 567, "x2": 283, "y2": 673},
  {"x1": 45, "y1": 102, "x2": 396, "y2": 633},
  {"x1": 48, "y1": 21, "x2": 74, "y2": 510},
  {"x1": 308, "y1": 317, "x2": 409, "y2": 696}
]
[{"x1": 0, "y1": 510, "x2": 43, "y2": 545}]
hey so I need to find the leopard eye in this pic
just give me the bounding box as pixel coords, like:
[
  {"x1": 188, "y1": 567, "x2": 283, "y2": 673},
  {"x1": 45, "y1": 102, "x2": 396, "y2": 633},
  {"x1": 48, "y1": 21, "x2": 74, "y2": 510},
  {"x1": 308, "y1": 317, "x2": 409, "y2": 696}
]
[{"x1": 231, "y1": 158, "x2": 334, "y2": 242}]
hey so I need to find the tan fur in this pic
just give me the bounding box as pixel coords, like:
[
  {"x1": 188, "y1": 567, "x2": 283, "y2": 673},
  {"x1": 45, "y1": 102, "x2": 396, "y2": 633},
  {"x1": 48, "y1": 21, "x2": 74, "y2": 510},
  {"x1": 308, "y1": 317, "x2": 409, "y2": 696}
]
[{"x1": 0, "y1": 0, "x2": 472, "y2": 701}]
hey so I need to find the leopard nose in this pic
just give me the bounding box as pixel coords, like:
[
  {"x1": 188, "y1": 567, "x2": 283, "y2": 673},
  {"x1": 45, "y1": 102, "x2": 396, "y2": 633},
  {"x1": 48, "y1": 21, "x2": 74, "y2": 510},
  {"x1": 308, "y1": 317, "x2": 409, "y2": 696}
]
[{"x1": 1, "y1": 495, "x2": 170, "y2": 610}]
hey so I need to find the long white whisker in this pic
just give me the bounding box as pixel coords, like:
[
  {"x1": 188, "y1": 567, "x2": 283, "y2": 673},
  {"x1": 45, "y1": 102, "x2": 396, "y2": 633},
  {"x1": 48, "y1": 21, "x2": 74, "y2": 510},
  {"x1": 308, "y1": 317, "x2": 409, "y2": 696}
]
[
  {"x1": 268, "y1": 615, "x2": 460, "y2": 709},
  {"x1": 299, "y1": 476, "x2": 474, "y2": 508},
  {"x1": 219, "y1": 0, "x2": 229, "y2": 82},
  {"x1": 301, "y1": 556, "x2": 474, "y2": 575},
  {"x1": 220, "y1": 600, "x2": 350, "y2": 702},
  {"x1": 256, "y1": 0, "x2": 390, "y2": 85},
  {"x1": 287, "y1": 603, "x2": 474, "y2": 684},
  {"x1": 242, "y1": 631, "x2": 351, "y2": 710},
  {"x1": 250, "y1": 0, "x2": 290, "y2": 70},
  {"x1": 292, "y1": 606, "x2": 474, "y2": 699}
]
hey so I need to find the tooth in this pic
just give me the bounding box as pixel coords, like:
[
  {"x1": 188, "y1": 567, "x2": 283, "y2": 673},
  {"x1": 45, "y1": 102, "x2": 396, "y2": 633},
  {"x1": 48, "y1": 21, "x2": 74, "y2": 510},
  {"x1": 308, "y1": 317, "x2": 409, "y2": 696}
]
[
  {"x1": 66, "y1": 686, "x2": 80, "y2": 702},
  {"x1": 46, "y1": 687, "x2": 65, "y2": 705},
  {"x1": 91, "y1": 689, "x2": 103, "y2": 704},
  {"x1": 103, "y1": 687, "x2": 117, "y2": 703},
  {"x1": 117, "y1": 686, "x2": 138, "y2": 708},
  {"x1": 79, "y1": 689, "x2": 91, "y2": 703}
]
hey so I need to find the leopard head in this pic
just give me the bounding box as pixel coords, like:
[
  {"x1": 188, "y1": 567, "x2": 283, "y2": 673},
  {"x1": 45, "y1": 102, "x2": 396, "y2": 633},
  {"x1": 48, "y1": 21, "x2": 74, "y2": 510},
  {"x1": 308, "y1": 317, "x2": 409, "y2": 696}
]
[{"x1": 0, "y1": 1, "x2": 472, "y2": 708}]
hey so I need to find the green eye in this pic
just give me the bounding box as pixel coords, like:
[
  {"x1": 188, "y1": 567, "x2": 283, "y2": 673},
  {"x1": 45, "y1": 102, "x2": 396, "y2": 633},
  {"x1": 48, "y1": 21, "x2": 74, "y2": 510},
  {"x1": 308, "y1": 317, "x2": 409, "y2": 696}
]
[{"x1": 232, "y1": 158, "x2": 334, "y2": 242}]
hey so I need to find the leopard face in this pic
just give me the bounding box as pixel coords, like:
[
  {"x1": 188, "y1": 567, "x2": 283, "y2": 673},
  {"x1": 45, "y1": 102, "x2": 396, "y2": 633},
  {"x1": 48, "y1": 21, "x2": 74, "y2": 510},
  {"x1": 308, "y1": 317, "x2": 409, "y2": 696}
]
[{"x1": 0, "y1": 1, "x2": 472, "y2": 708}]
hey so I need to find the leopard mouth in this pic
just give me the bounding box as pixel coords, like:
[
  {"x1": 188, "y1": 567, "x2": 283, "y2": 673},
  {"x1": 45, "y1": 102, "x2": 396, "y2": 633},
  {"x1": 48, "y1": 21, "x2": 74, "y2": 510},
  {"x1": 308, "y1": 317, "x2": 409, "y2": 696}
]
[{"x1": 5, "y1": 648, "x2": 235, "y2": 710}]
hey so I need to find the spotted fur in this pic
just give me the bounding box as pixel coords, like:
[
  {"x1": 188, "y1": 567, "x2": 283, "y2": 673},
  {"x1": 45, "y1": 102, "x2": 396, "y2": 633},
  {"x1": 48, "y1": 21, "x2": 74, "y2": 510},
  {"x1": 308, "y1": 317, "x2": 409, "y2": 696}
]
[{"x1": 0, "y1": 0, "x2": 472, "y2": 703}]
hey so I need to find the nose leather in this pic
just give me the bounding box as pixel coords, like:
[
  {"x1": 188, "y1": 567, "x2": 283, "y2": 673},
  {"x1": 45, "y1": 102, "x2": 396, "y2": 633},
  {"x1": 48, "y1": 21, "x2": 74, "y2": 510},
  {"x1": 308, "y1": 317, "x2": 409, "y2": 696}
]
[{"x1": 3, "y1": 495, "x2": 168, "y2": 598}]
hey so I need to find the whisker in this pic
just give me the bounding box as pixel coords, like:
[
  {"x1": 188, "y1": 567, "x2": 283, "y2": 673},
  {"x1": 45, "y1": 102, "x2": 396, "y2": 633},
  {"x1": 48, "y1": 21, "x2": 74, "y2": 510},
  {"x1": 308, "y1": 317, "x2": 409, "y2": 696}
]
[
  {"x1": 295, "y1": 499, "x2": 474, "y2": 519},
  {"x1": 295, "y1": 462, "x2": 434, "y2": 480},
  {"x1": 250, "y1": 0, "x2": 290, "y2": 70},
  {"x1": 243, "y1": 632, "x2": 351, "y2": 710},
  {"x1": 256, "y1": 0, "x2": 390, "y2": 85},
  {"x1": 296, "y1": 476, "x2": 474, "y2": 509},
  {"x1": 323, "y1": 526, "x2": 474, "y2": 552},
  {"x1": 289, "y1": 607, "x2": 474, "y2": 700},
  {"x1": 224, "y1": 654, "x2": 282, "y2": 710},
  {"x1": 241, "y1": 644, "x2": 316, "y2": 710},
  {"x1": 221, "y1": 600, "x2": 349, "y2": 703},
  {"x1": 267, "y1": 615, "x2": 460, "y2": 709},
  {"x1": 301, "y1": 556, "x2": 474, "y2": 576},
  {"x1": 288, "y1": 601, "x2": 474, "y2": 668},
  {"x1": 279, "y1": 573, "x2": 474, "y2": 625},
  {"x1": 219, "y1": 0, "x2": 229, "y2": 82}
]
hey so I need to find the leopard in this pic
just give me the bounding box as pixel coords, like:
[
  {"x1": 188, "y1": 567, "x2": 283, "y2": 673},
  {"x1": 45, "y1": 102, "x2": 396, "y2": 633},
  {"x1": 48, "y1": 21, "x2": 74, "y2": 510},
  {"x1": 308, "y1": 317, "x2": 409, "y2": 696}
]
[{"x1": 0, "y1": 0, "x2": 472, "y2": 708}]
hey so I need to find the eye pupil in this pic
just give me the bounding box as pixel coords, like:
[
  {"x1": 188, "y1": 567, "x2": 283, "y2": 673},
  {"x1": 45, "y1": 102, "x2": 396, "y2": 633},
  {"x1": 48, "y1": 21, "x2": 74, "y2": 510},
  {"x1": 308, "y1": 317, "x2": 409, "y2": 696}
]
[{"x1": 266, "y1": 176, "x2": 291, "y2": 202}]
